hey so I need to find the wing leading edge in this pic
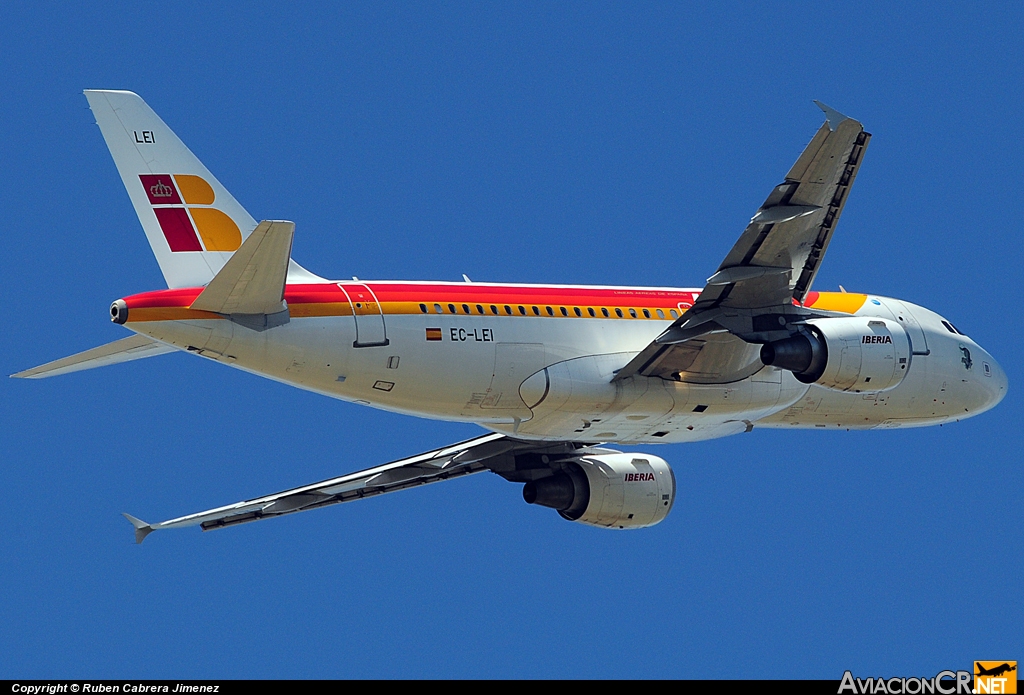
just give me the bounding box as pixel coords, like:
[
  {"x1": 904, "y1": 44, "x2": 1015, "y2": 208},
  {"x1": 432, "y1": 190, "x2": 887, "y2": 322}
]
[{"x1": 617, "y1": 102, "x2": 870, "y2": 383}]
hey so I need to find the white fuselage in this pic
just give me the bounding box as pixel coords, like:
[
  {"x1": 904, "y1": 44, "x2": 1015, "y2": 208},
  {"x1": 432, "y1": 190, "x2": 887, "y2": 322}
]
[{"x1": 122, "y1": 282, "x2": 1007, "y2": 445}]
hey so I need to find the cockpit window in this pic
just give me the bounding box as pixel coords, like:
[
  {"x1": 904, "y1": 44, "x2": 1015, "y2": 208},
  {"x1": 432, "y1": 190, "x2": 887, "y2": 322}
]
[{"x1": 941, "y1": 320, "x2": 967, "y2": 336}]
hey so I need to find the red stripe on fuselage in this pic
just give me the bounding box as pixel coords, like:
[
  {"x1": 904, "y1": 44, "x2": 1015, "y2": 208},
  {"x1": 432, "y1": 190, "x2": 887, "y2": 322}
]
[
  {"x1": 373, "y1": 283, "x2": 696, "y2": 307},
  {"x1": 124, "y1": 287, "x2": 203, "y2": 308},
  {"x1": 122, "y1": 282, "x2": 701, "y2": 311}
]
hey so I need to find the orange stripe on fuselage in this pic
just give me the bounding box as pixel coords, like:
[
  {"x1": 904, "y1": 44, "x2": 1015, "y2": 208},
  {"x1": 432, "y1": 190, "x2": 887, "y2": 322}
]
[
  {"x1": 120, "y1": 283, "x2": 867, "y2": 322},
  {"x1": 802, "y1": 291, "x2": 868, "y2": 314}
]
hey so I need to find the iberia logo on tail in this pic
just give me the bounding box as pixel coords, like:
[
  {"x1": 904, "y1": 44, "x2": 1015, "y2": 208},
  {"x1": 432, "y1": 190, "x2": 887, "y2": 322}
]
[{"x1": 139, "y1": 174, "x2": 242, "y2": 252}]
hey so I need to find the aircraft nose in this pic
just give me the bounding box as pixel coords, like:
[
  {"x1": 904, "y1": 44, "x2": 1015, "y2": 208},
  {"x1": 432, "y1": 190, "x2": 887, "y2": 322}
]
[
  {"x1": 970, "y1": 347, "x2": 1008, "y2": 415},
  {"x1": 986, "y1": 355, "x2": 1009, "y2": 409},
  {"x1": 942, "y1": 335, "x2": 1007, "y2": 419}
]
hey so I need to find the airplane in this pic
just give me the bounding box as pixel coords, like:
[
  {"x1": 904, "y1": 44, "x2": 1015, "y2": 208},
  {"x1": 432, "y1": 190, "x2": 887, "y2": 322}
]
[
  {"x1": 12, "y1": 91, "x2": 1007, "y2": 543},
  {"x1": 976, "y1": 663, "x2": 1016, "y2": 678}
]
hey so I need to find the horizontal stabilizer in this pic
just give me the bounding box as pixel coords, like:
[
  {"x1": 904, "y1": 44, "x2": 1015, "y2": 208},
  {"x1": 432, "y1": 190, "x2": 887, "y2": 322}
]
[
  {"x1": 11, "y1": 334, "x2": 175, "y2": 379},
  {"x1": 190, "y1": 220, "x2": 294, "y2": 317}
]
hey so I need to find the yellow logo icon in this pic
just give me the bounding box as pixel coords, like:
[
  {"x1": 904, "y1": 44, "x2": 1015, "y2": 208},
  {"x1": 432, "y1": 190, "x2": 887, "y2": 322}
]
[
  {"x1": 139, "y1": 174, "x2": 241, "y2": 252},
  {"x1": 975, "y1": 662, "x2": 1017, "y2": 694}
]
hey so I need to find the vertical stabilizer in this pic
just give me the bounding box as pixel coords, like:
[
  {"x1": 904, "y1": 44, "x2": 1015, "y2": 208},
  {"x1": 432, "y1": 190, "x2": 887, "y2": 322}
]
[{"x1": 84, "y1": 90, "x2": 323, "y2": 288}]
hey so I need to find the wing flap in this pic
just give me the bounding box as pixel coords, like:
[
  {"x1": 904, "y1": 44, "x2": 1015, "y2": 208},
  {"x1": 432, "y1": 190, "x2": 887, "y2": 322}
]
[
  {"x1": 619, "y1": 332, "x2": 763, "y2": 384},
  {"x1": 11, "y1": 334, "x2": 175, "y2": 379}
]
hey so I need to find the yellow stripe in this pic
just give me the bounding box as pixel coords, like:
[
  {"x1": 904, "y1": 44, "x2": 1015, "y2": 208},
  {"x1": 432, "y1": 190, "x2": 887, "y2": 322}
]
[
  {"x1": 811, "y1": 292, "x2": 867, "y2": 314},
  {"x1": 290, "y1": 302, "x2": 354, "y2": 318},
  {"x1": 128, "y1": 307, "x2": 222, "y2": 322}
]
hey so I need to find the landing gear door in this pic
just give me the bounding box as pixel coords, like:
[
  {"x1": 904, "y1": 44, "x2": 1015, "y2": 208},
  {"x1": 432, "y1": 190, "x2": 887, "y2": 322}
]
[
  {"x1": 885, "y1": 299, "x2": 929, "y2": 355},
  {"x1": 338, "y1": 283, "x2": 390, "y2": 347}
]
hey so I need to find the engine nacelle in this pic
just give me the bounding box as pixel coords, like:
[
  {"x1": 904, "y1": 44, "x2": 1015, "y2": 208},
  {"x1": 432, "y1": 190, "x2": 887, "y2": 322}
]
[
  {"x1": 522, "y1": 453, "x2": 675, "y2": 529},
  {"x1": 760, "y1": 316, "x2": 911, "y2": 392}
]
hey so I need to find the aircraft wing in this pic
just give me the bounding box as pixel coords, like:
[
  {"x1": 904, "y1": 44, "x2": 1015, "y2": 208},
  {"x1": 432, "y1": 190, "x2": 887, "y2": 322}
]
[
  {"x1": 617, "y1": 102, "x2": 870, "y2": 383},
  {"x1": 124, "y1": 433, "x2": 525, "y2": 543}
]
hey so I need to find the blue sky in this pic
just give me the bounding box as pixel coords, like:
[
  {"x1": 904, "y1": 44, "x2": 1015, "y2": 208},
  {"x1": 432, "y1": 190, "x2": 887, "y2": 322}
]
[{"x1": 1, "y1": 1, "x2": 1020, "y2": 679}]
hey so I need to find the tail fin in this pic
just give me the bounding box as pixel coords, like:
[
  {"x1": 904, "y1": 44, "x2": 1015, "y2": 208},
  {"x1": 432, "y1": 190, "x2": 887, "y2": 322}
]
[{"x1": 84, "y1": 90, "x2": 323, "y2": 288}]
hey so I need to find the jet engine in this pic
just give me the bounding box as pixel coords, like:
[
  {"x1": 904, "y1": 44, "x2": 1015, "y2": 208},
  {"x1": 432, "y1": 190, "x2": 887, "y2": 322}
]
[
  {"x1": 760, "y1": 316, "x2": 911, "y2": 392},
  {"x1": 522, "y1": 453, "x2": 675, "y2": 529}
]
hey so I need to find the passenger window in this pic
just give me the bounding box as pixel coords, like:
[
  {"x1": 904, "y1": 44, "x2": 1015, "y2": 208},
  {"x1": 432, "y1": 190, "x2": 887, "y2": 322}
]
[
  {"x1": 476, "y1": 304, "x2": 484, "y2": 314},
  {"x1": 588, "y1": 308, "x2": 596, "y2": 317},
  {"x1": 601, "y1": 308, "x2": 610, "y2": 317},
  {"x1": 628, "y1": 308, "x2": 637, "y2": 318},
  {"x1": 462, "y1": 304, "x2": 470, "y2": 314},
  {"x1": 419, "y1": 303, "x2": 427, "y2": 313},
  {"x1": 669, "y1": 309, "x2": 679, "y2": 318},
  {"x1": 574, "y1": 307, "x2": 582, "y2": 317},
  {"x1": 615, "y1": 308, "x2": 624, "y2": 318},
  {"x1": 656, "y1": 308, "x2": 665, "y2": 319},
  {"x1": 434, "y1": 303, "x2": 443, "y2": 314},
  {"x1": 560, "y1": 307, "x2": 568, "y2": 316},
  {"x1": 448, "y1": 304, "x2": 456, "y2": 314},
  {"x1": 519, "y1": 306, "x2": 527, "y2": 315},
  {"x1": 505, "y1": 305, "x2": 512, "y2": 315},
  {"x1": 642, "y1": 309, "x2": 651, "y2": 318},
  {"x1": 546, "y1": 306, "x2": 554, "y2": 316},
  {"x1": 532, "y1": 306, "x2": 541, "y2": 316},
  {"x1": 490, "y1": 305, "x2": 498, "y2": 315}
]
